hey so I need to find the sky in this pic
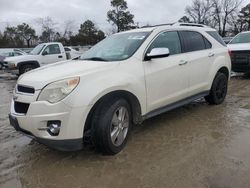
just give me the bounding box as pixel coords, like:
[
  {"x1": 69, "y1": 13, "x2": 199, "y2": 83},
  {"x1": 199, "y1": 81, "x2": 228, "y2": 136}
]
[
  {"x1": 0, "y1": 0, "x2": 245, "y2": 34},
  {"x1": 0, "y1": 0, "x2": 196, "y2": 33}
]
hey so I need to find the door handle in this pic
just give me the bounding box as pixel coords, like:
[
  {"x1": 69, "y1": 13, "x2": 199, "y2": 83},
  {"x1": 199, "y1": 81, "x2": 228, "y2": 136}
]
[
  {"x1": 58, "y1": 55, "x2": 63, "y2": 58},
  {"x1": 179, "y1": 60, "x2": 188, "y2": 66},
  {"x1": 208, "y1": 53, "x2": 215, "y2": 57}
]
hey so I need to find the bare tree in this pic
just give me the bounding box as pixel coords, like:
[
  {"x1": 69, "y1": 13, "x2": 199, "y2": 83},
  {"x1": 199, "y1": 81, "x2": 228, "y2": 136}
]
[
  {"x1": 185, "y1": 0, "x2": 213, "y2": 24},
  {"x1": 212, "y1": 0, "x2": 243, "y2": 36},
  {"x1": 227, "y1": 11, "x2": 245, "y2": 35},
  {"x1": 238, "y1": 3, "x2": 250, "y2": 31},
  {"x1": 62, "y1": 20, "x2": 75, "y2": 40},
  {"x1": 36, "y1": 17, "x2": 58, "y2": 42}
]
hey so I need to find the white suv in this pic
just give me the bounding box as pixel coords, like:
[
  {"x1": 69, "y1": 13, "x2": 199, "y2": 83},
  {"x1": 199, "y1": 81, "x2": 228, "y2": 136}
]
[{"x1": 9, "y1": 25, "x2": 231, "y2": 155}]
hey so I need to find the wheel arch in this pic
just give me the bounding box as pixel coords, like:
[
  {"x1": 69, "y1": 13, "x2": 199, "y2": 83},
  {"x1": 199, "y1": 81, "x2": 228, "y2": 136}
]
[
  {"x1": 83, "y1": 90, "x2": 143, "y2": 135},
  {"x1": 17, "y1": 61, "x2": 40, "y2": 69},
  {"x1": 208, "y1": 63, "x2": 230, "y2": 90},
  {"x1": 217, "y1": 66, "x2": 230, "y2": 79}
]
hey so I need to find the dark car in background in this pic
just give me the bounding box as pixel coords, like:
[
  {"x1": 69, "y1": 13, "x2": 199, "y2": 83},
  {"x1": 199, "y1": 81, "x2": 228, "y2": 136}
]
[
  {"x1": 0, "y1": 55, "x2": 5, "y2": 70},
  {"x1": 227, "y1": 31, "x2": 250, "y2": 73}
]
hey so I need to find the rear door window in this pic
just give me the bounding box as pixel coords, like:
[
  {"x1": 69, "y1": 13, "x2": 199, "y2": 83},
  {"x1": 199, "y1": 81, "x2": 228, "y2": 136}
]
[{"x1": 180, "y1": 31, "x2": 208, "y2": 53}]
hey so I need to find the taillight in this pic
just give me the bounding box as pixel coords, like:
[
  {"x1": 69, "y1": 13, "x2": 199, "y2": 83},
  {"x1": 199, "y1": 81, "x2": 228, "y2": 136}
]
[{"x1": 228, "y1": 49, "x2": 232, "y2": 57}]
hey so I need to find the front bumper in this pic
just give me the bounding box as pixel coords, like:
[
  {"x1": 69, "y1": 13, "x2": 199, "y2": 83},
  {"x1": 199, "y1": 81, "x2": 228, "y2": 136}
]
[
  {"x1": 9, "y1": 114, "x2": 83, "y2": 151},
  {"x1": 9, "y1": 89, "x2": 92, "y2": 151}
]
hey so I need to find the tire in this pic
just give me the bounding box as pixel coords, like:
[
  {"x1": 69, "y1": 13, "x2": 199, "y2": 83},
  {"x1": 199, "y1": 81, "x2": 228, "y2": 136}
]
[
  {"x1": 244, "y1": 72, "x2": 250, "y2": 78},
  {"x1": 19, "y1": 64, "x2": 36, "y2": 75},
  {"x1": 205, "y1": 72, "x2": 228, "y2": 105},
  {"x1": 0, "y1": 63, "x2": 3, "y2": 70},
  {"x1": 91, "y1": 98, "x2": 131, "y2": 155}
]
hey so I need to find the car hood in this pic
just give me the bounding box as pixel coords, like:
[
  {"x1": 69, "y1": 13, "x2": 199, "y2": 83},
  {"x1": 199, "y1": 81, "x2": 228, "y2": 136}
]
[
  {"x1": 227, "y1": 43, "x2": 250, "y2": 51},
  {"x1": 5, "y1": 55, "x2": 37, "y2": 63},
  {"x1": 18, "y1": 60, "x2": 119, "y2": 89}
]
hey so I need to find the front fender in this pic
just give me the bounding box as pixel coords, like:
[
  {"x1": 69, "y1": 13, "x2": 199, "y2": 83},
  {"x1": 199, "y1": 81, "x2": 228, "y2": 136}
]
[{"x1": 63, "y1": 69, "x2": 147, "y2": 115}]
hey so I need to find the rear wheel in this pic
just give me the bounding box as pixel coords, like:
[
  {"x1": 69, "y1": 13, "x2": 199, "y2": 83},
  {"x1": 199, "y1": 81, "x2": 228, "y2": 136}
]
[
  {"x1": 0, "y1": 63, "x2": 3, "y2": 70},
  {"x1": 19, "y1": 64, "x2": 36, "y2": 75},
  {"x1": 205, "y1": 72, "x2": 228, "y2": 105},
  {"x1": 91, "y1": 98, "x2": 131, "y2": 155}
]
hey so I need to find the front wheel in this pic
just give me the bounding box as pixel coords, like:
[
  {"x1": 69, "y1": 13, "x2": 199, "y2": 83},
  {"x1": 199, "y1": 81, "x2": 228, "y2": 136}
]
[
  {"x1": 205, "y1": 72, "x2": 228, "y2": 105},
  {"x1": 19, "y1": 64, "x2": 36, "y2": 75},
  {"x1": 91, "y1": 98, "x2": 131, "y2": 155}
]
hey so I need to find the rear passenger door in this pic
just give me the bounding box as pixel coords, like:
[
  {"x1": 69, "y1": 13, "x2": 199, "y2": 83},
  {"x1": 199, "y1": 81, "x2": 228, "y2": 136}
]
[{"x1": 179, "y1": 31, "x2": 214, "y2": 95}]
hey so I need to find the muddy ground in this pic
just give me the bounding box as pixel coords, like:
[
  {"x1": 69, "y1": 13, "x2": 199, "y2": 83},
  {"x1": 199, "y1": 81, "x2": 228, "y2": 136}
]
[{"x1": 0, "y1": 70, "x2": 250, "y2": 188}]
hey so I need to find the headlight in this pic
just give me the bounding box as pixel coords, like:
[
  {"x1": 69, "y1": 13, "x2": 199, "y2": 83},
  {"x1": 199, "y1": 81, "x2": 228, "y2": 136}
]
[
  {"x1": 8, "y1": 62, "x2": 16, "y2": 68},
  {"x1": 37, "y1": 77, "x2": 80, "y2": 103}
]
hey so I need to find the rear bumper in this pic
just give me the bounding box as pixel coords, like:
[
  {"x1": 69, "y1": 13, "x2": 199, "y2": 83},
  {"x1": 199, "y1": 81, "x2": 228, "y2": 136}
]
[
  {"x1": 231, "y1": 50, "x2": 250, "y2": 73},
  {"x1": 232, "y1": 64, "x2": 250, "y2": 73},
  {"x1": 9, "y1": 114, "x2": 83, "y2": 151}
]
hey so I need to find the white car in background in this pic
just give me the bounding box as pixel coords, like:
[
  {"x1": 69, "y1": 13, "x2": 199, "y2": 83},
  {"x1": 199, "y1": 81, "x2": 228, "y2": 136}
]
[
  {"x1": 4, "y1": 42, "x2": 67, "y2": 75},
  {"x1": 9, "y1": 24, "x2": 231, "y2": 155}
]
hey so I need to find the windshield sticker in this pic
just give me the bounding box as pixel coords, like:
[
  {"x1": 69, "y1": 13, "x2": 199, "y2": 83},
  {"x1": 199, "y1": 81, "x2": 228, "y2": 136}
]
[{"x1": 128, "y1": 35, "x2": 146, "y2": 40}]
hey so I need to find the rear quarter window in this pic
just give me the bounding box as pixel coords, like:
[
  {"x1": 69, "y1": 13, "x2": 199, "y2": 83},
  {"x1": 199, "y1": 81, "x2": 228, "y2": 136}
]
[{"x1": 206, "y1": 31, "x2": 226, "y2": 46}]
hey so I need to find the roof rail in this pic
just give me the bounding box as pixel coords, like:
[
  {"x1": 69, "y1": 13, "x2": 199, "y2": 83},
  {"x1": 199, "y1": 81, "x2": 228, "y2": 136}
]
[
  {"x1": 173, "y1": 22, "x2": 209, "y2": 28},
  {"x1": 141, "y1": 22, "x2": 209, "y2": 29},
  {"x1": 141, "y1": 23, "x2": 175, "y2": 28}
]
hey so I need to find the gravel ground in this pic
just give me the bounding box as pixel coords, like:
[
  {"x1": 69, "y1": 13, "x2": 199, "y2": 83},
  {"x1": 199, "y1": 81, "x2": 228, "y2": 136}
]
[{"x1": 1, "y1": 70, "x2": 250, "y2": 188}]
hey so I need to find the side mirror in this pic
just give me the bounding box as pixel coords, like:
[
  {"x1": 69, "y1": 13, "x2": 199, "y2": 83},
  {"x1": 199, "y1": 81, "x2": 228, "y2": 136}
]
[
  {"x1": 42, "y1": 51, "x2": 48, "y2": 56},
  {"x1": 145, "y1": 48, "x2": 170, "y2": 60}
]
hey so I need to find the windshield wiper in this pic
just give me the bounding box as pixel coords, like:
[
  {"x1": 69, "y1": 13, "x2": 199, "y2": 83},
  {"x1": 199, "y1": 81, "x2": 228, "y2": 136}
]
[{"x1": 83, "y1": 57, "x2": 108, "y2": 62}]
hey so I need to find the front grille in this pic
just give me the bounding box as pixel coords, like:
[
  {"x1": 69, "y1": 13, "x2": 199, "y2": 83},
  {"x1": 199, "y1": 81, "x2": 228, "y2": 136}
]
[
  {"x1": 231, "y1": 51, "x2": 250, "y2": 65},
  {"x1": 14, "y1": 102, "x2": 30, "y2": 114},
  {"x1": 17, "y1": 85, "x2": 35, "y2": 94}
]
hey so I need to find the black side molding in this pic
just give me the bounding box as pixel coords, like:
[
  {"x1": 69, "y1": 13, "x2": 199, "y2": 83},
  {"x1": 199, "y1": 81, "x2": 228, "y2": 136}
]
[{"x1": 143, "y1": 91, "x2": 209, "y2": 120}]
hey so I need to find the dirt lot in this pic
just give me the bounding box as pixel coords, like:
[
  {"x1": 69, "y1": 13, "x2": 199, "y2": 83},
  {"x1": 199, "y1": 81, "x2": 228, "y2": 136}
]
[{"x1": 1, "y1": 70, "x2": 250, "y2": 188}]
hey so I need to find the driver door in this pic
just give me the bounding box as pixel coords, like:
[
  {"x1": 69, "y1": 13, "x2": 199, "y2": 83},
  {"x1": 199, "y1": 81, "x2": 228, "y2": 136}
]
[
  {"x1": 40, "y1": 44, "x2": 63, "y2": 66},
  {"x1": 144, "y1": 31, "x2": 189, "y2": 112}
]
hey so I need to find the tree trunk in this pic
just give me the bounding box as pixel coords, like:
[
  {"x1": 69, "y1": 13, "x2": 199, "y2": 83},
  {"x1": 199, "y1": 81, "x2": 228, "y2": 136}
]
[
  {"x1": 27, "y1": 39, "x2": 30, "y2": 48},
  {"x1": 222, "y1": 13, "x2": 228, "y2": 37},
  {"x1": 116, "y1": 6, "x2": 120, "y2": 32}
]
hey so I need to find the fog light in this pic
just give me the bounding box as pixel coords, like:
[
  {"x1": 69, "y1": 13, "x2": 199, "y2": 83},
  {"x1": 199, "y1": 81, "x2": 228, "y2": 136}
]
[{"x1": 47, "y1": 121, "x2": 61, "y2": 136}]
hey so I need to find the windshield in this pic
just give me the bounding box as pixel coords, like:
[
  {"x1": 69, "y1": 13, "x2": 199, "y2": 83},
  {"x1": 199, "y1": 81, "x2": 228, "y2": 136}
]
[
  {"x1": 80, "y1": 32, "x2": 150, "y2": 61},
  {"x1": 29, "y1": 44, "x2": 45, "y2": 55},
  {"x1": 0, "y1": 52, "x2": 10, "y2": 57},
  {"x1": 229, "y1": 32, "x2": 250, "y2": 44}
]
